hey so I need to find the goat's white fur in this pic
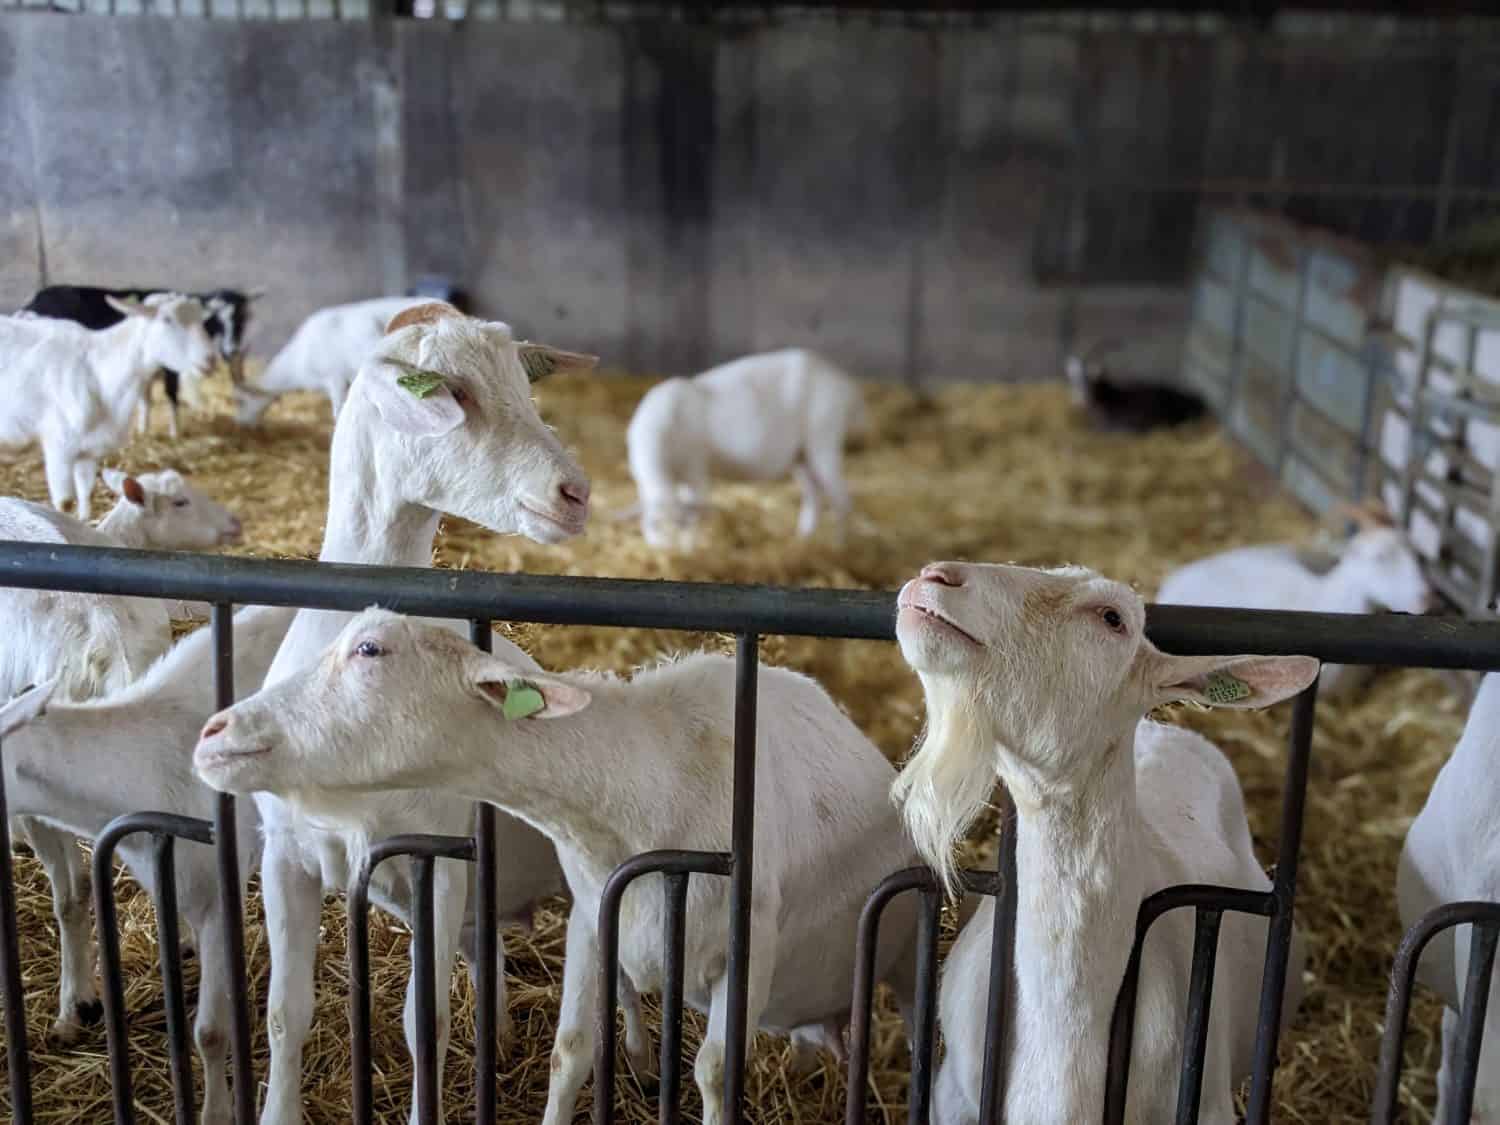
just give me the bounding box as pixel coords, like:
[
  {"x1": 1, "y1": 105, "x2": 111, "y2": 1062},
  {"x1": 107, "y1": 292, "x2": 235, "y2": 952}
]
[
  {"x1": 1399, "y1": 672, "x2": 1500, "y2": 1119},
  {"x1": 0, "y1": 296, "x2": 215, "y2": 518},
  {"x1": 233, "y1": 297, "x2": 425, "y2": 426},
  {"x1": 0, "y1": 474, "x2": 241, "y2": 1044},
  {"x1": 625, "y1": 348, "x2": 864, "y2": 547},
  {"x1": 891, "y1": 561, "x2": 1316, "y2": 1123},
  {"x1": 1155, "y1": 528, "x2": 1430, "y2": 697},
  {"x1": 245, "y1": 306, "x2": 599, "y2": 1125},
  {"x1": 194, "y1": 609, "x2": 923, "y2": 1125},
  {"x1": 0, "y1": 604, "x2": 292, "y2": 1123}
]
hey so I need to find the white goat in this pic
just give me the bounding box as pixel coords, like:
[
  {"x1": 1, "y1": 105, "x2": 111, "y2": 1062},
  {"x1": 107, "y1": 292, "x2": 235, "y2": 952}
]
[
  {"x1": 0, "y1": 603, "x2": 292, "y2": 1124},
  {"x1": 0, "y1": 471, "x2": 243, "y2": 1045},
  {"x1": 244, "y1": 301, "x2": 601, "y2": 1125},
  {"x1": 193, "y1": 608, "x2": 922, "y2": 1125},
  {"x1": 890, "y1": 561, "x2": 1316, "y2": 1124},
  {"x1": 233, "y1": 296, "x2": 424, "y2": 425},
  {"x1": 0, "y1": 295, "x2": 215, "y2": 519},
  {"x1": 625, "y1": 348, "x2": 864, "y2": 547},
  {"x1": 1398, "y1": 672, "x2": 1500, "y2": 1120},
  {"x1": 1155, "y1": 517, "x2": 1430, "y2": 697}
]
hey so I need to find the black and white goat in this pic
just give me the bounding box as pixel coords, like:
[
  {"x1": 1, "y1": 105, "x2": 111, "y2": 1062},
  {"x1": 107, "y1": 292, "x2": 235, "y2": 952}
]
[{"x1": 21, "y1": 285, "x2": 260, "y2": 436}]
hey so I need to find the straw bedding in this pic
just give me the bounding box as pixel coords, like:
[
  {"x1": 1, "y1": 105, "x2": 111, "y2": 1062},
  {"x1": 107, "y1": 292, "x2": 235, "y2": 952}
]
[{"x1": 0, "y1": 369, "x2": 1467, "y2": 1123}]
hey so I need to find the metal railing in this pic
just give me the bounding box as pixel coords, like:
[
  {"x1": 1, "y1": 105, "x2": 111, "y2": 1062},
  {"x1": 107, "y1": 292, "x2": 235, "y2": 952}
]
[{"x1": 0, "y1": 541, "x2": 1498, "y2": 1123}]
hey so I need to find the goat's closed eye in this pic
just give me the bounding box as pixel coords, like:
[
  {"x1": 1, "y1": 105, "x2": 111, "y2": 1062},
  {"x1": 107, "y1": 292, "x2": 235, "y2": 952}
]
[{"x1": 172, "y1": 498, "x2": 190, "y2": 509}]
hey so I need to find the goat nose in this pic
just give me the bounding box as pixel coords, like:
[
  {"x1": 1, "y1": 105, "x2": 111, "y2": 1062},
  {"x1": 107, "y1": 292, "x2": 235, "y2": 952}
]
[
  {"x1": 559, "y1": 479, "x2": 591, "y2": 510},
  {"x1": 199, "y1": 715, "x2": 230, "y2": 743},
  {"x1": 919, "y1": 563, "x2": 964, "y2": 587}
]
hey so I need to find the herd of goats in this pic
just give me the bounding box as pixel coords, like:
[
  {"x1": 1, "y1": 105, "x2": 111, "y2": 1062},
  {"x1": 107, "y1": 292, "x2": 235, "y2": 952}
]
[{"x1": 0, "y1": 283, "x2": 1490, "y2": 1123}]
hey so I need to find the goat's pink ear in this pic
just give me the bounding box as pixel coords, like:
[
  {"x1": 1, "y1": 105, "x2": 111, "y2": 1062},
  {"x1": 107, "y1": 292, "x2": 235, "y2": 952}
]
[
  {"x1": 516, "y1": 343, "x2": 598, "y2": 383},
  {"x1": 0, "y1": 676, "x2": 60, "y2": 737},
  {"x1": 361, "y1": 333, "x2": 465, "y2": 438},
  {"x1": 467, "y1": 657, "x2": 591, "y2": 721},
  {"x1": 1154, "y1": 653, "x2": 1320, "y2": 711}
]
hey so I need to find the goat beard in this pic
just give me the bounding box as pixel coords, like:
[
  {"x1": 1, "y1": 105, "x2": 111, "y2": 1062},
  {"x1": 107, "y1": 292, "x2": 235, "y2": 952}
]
[{"x1": 890, "y1": 673, "x2": 999, "y2": 899}]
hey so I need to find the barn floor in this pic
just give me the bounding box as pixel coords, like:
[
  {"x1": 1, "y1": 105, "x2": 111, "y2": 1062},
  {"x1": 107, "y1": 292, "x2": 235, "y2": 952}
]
[{"x1": 0, "y1": 369, "x2": 1465, "y2": 1123}]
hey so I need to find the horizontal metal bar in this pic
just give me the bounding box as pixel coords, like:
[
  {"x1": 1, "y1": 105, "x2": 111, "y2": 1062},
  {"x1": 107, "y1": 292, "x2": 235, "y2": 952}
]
[
  {"x1": 365, "y1": 833, "x2": 477, "y2": 868},
  {"x1": 2, "y1": 542, "x2": 1499, "y2": 666}
]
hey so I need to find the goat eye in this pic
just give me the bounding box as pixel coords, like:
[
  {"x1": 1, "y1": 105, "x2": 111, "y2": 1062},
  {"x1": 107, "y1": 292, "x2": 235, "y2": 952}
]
[
  {"x1": 354, "y1": 641, "x2": 385, "y2": 659},
  {"x1": 172, "y1": 499, "x2": 190, "y2": 509},
  {"x1": 1098, "y1": 607, "x2": 1126, "y2": 633}
]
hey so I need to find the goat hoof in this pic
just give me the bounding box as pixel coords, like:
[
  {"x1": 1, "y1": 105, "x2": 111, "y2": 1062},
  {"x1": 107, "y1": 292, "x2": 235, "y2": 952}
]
[
  {"x1": 46, "y1": 1020, "x2": 85, "y2": 1048},
  {"x1": 78, "y1": 998, "x2": 104, "y2": 1026}
]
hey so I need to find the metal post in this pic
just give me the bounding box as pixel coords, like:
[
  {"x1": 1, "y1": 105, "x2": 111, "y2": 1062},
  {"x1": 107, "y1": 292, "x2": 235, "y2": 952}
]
[
  {"x1": 722, "y1": 633, "x2": 760, "y2": 1123},
  {"x1": 595, "y1": 851, "x2": 729, "y2": 1125},
  {"x1": 908, "y1": 884, "x2": 943, "y2": 1125},
  {"x1": 470, "y1": 619, "x2": 498, "y2": 1125},
  {"x1": 349, "y1": 874, "x2": 376, "y2": 1125},
  {"x1": 978, "y1": 792, "x2": 1018, "y2": 1123},
  {"x1": 1244, "y1": 683, "x2": 1318, "y2": 1124},
  {"x1": 0, "y1": 733, "x2": 34, "y2": 1123},
  {"x1": 1450, "y1": 922, "x2": 1500, "y2": 1124},
  {"x1": 1173, "y1": 909, "x2": 1225, "y2": 1125},
  {"x1": 211, "y1": 603, "x2": 257, "y2": 1125},
  {"x1": 95, "y1": 831, "x2": 136, "y2": 1125},
  {"x1": 152, "y1": 834, "x2": 196, "y2": 1125},
  {"x1": 844, "y1": 867, "x2": 937, "y2": 1125},
  {"x1": 659, "y1": 872, "x2": 690, "y2": 1124},
  {"x1": 412, "y1": 856, "x2": 439, "y2": 1125},
  {"x1": 94, "y1": 812, "x2": 216, "y2": 1125}
]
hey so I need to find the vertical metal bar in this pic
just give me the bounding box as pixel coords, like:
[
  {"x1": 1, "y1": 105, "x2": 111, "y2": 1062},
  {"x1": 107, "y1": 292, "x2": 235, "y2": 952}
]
[
  {"x1": 470, "y1": 619, "x2": 497, "y2": 1125},
  {"x1": 1103, "y1": 931, "x2": 1147, "y2": 1124},
  {"x1": 1244, "y1": 682, "x2": 1318, "y2": 1124},
  {"x1": 595, "y1": 871, "x2": 623, "y2": 1125},
  {"x1": 721, "y1": 632, "x2": 759, "y2": 1124},
  {"x1": 0, "y1": 734, "x2": 35, "y2": 1123},
  {"x1": 211, "y1": 602, "x2": 256, "y2": 1125},
  {"x1": 1449, "y1": 922, "x2": 1500, "y2": 1125},
  {"x1": 412, "y1": 855, "x2": 440, "y2": 1125},
  {"x1": 659, "y1": 872, "x2": 690, "y2": 1125},
  {"x1": 978, "y1": 792, "x2": 1019, "y2": 1124},
  {"x1": 153, "y1": 834, "x2": 196, "y2": 1125},
  {"x1": 95, "y1": 835, "x2": 135, "y2": 1125},
  {"x1": 908, "y1": 884, "x2": 943, "y2": 1125},
  {"x1": 349, "y1": 873, "x2": 375, "y2": 1125},
  {"x1": 1173, "y1": 908, "x2": 1225, "y2": 1125}
]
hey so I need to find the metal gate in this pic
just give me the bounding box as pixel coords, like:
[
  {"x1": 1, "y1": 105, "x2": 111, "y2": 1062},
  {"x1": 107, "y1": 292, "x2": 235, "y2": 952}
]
[{"x1": 0, "y1": 540, "x2": 1497, "y2": 1123}]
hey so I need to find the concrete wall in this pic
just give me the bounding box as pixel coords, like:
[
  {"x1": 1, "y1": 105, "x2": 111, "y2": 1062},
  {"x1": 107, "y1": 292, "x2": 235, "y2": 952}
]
[{"x1": 2, "y1": 14, "x2": 1492, "y2": 383}]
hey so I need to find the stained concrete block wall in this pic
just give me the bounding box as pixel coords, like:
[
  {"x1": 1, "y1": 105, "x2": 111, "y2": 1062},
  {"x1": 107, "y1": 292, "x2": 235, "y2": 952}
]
[{"x1": 0, "y1": 13, "x2": 1214, "y2": 382}]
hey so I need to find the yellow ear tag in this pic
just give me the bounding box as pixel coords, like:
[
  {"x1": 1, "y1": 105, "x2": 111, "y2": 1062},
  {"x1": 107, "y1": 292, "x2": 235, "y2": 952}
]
[
  {"x1": 1203, "y1": 672, "x2": 1252, "y2": 704},
  {"x1": 502, "y1": 681, "x2": 545, "y2": 721}
]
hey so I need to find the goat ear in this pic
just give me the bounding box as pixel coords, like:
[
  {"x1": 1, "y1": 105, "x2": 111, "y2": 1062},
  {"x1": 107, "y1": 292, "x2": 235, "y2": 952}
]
[
  {"x1": 105, "y1": 296, "x2": 151, "y2": 319},
  {"x1": 360, "y1": 331, "x2": 465, "y2": 438},
  {"x1": 516, "y1": 343, "x2": 598, "y2": 383},
  {"x1": 1153, "y1": 653, "x2": 1320, "y2": 711},
  {"x1": 467, "y1": 657, "x2": 591, "y2": 721},
  {"x1": 0, "y1": 676, "x2": 61, "y2": 736}
]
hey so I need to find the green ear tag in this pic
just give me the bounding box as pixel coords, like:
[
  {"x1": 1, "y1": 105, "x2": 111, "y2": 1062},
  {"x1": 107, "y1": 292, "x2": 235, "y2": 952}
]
[
  {"x1": 1203, "y1": 672, "x2": 1252, "y2": 705},
  {"x1": 520, "y1": 349, "x2": 556, "y2": 383},
  {"x1": 501, "y1": 680, "x2": 545, "y2": 721},
  {"x1": 389, "y1": 359, "x2": 447, "y2": 398}
]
